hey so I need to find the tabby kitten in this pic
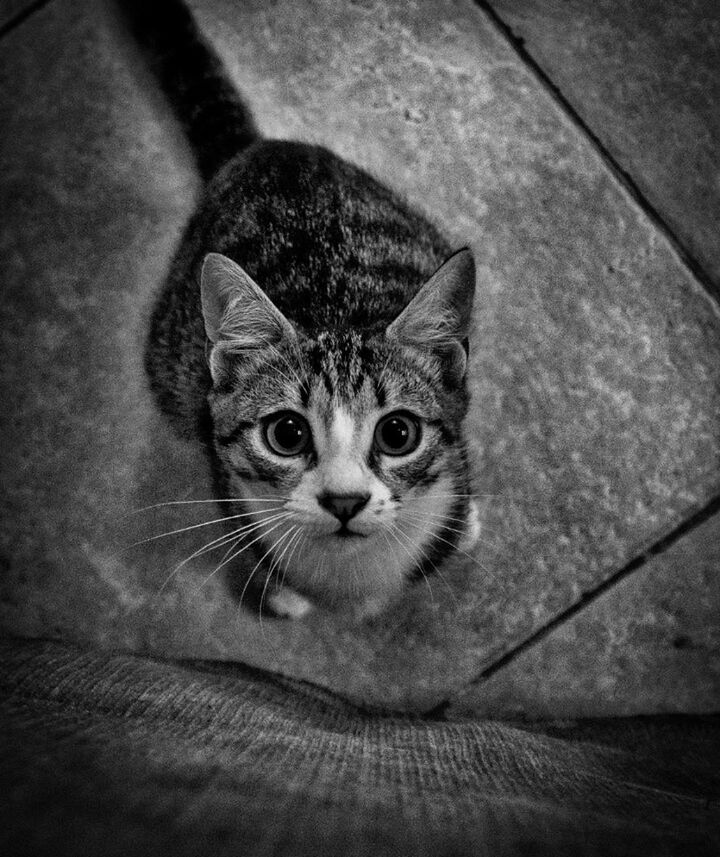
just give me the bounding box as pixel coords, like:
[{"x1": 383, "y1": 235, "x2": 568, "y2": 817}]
[{"x1": 121, "y1": 0, "x2": 479, "y2": 619}]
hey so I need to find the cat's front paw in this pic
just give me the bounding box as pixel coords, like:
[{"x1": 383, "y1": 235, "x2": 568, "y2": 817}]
[{"x1": 266, "y1": 587, "x2": 314, "y2": 619}]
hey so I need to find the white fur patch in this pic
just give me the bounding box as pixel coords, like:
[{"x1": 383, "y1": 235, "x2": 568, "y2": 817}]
[
  {"x1": 266, "y1": 586, "x2": 314, "y2": 619},
  {"x1": 329, "y1": 408, "x2": 355, "y2": 452},
  {"x1": 458, "y1": 498, "x2": 480, "y2": 552}
]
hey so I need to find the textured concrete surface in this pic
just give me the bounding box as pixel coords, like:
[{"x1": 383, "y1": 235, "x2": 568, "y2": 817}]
[
  {"x1": 449, "y1": 510, "x2": 720, "y2": 719},
  {"x1": 1, "y1": 0, "x2": 719, "y2": 716},
  {"x1": 488, "y1": 0, "x2": 720, "y2": 291}
]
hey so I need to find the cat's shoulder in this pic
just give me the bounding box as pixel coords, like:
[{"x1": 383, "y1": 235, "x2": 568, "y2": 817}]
[{"x1": 213, "y1": 138, "x2": 390, "y2": 203}]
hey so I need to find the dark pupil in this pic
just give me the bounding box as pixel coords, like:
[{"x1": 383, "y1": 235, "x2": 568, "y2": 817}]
[
  {"x1": 382, "y1": 418, "x2": 410, "y2": 449},
  {"x1": 275, "y1": 417, "x2": 304, "y2": 450}
]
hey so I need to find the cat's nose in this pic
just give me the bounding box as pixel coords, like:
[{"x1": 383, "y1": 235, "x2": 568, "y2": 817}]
[{"x1": 318, "y1": 492, "x2": 370, "y2": 524}]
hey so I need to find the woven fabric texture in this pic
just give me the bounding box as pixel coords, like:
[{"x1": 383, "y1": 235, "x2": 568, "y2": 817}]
[{"x1": 1, "y1": 637, "x2": 718, "y2": 856}]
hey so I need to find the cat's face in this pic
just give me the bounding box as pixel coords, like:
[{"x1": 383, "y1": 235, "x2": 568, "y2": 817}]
[
  {"x1": 201, "y1": 250, "x2": 475, "y2": 613},
  {"x1": 209, "y1": 330, "x2": 470, "y2": 609}
]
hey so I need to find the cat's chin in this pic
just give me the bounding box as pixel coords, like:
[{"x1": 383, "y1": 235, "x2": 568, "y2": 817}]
[
  {"x1": 307, "y1": 527, "x2": 377, "y2": 552},
  {"x1": 332, "y1": 529, "x2": 368, "y2": 540}
]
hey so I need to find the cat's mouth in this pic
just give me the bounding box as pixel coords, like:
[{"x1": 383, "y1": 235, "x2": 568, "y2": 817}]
[{"x1": 334, "y1": 525, "x2": 367, "y2": 539}]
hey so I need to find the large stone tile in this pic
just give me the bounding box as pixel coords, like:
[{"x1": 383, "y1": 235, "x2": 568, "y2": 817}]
[
  {"x1": 486, "y1": 0, "x2": 720, "y2": 292},
  {"x1": 449, "y1": 509, "x2": 720, "y2": 719},
  {"x1": 1, "y1": 0, "x2": 719, "y2": 715}
]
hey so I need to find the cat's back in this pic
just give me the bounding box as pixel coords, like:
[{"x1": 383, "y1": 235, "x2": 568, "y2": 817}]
[{"x1": 189, "y1": 140, "x2": 451, "y2": 332}]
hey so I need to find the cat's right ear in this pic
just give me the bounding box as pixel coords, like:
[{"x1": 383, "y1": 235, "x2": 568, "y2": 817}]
[
  {"x1": 200, "y1": 252, "x2": 296, "y2": 382},
  {"x1": 386, "y1": 248, "x2": 475, "y2": 385}
]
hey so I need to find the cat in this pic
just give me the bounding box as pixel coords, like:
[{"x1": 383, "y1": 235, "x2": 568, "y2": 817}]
[{"x1": 119, "y1": 0, "x2": 480, "y2": 619}]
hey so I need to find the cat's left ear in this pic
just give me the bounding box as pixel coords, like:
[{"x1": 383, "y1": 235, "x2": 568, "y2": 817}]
[
  {"x1": 386, "y1": 248, "x2": 475, "y2": 383},
  {"x1": 200, "y1": 252, "x2": 296, "y2": 382}
]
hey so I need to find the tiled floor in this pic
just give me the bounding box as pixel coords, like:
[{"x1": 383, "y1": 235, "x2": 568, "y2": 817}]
[
  {"x1": 489, "y1": 0, "x2": 720, "y2": 293},
  {"x1": 1, "y1": 0, "x2": 718, "y2": 717}
]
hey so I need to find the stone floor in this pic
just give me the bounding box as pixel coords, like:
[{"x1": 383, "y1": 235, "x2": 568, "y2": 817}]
[{"x1": 0, "y1": 0, "x2": 718, "y2": 718}]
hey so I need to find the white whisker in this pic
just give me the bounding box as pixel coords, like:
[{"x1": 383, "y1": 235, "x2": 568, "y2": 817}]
[
  {"x1": 128, "y1": 497, "x2": 289, "y2": 515},
  {"x1": 391, "y1": 521, "x2": 457, "y2": 607},
  {"x1": 259, "y1": 525, "x2": 300, "y2": 617},
  {"x1": 237, "y1": 522, "x2": 295, "y2": 614},
  {"x1": 384, "y1": 522, "x2": 434, "y2": 605},
  {"x1": 398, "y1": 515, "x2": 504, "y2": 588},
  {"x1": 278, "y1": 526, "x2": 305, "y2": 591},
  {"x1": 251, "y1": 522, "x2": 299, "y2": 652},
  {"x1": 407, "y1": 510, "x2": 500, "y2": 551},
  {"x1": 126, "y1": 507, "x2": 288, "y2": 551},
  {"x1": 194, "y1": 517, "x2": 292, "y2": 595},
  {"x1": 413, "y1": 492, "x2": 497, "y2": 500},
  {"x1": 406, "y1": 509, "x2": 471, "y2": 527},
  {"x1": 157, "y1": 511, "x2": 293, "y2": 594}
]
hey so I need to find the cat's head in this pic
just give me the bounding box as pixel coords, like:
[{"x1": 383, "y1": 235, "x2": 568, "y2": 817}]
[{"x1": 200, "y1": 250, "x2": 476, "y2": 613}]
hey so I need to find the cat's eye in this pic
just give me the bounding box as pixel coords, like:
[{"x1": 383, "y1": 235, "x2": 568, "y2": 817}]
[
  {"x1": 263, "y1": 411, "x2": 311, "y2": 456},
  {"x1": 374, "y1": 412, "x2": 421, "y2": 456}
]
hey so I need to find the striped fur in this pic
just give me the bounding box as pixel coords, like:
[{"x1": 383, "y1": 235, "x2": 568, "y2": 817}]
[{"x1": 121, "y1": 0, "x2": 479, "y2": 617}]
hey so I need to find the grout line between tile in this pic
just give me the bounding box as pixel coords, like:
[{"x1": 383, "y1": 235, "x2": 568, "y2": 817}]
[
  {"x1": 469, "y1": 493, "x2": 720, "y2": 685},
  {"x1": 468, "y1": 0, "x2": 720, "y2": 686},
  {"x1": 0, "y1": 0, "x2": 54, "y2": 40},
  {"x1": 473, "y1": 0, "x2": 720, "y2": 311}
]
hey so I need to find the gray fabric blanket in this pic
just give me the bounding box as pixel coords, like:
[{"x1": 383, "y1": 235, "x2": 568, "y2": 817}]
[{"x1": 1, "y1": 637, "x2": 718, "y2": 856}]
